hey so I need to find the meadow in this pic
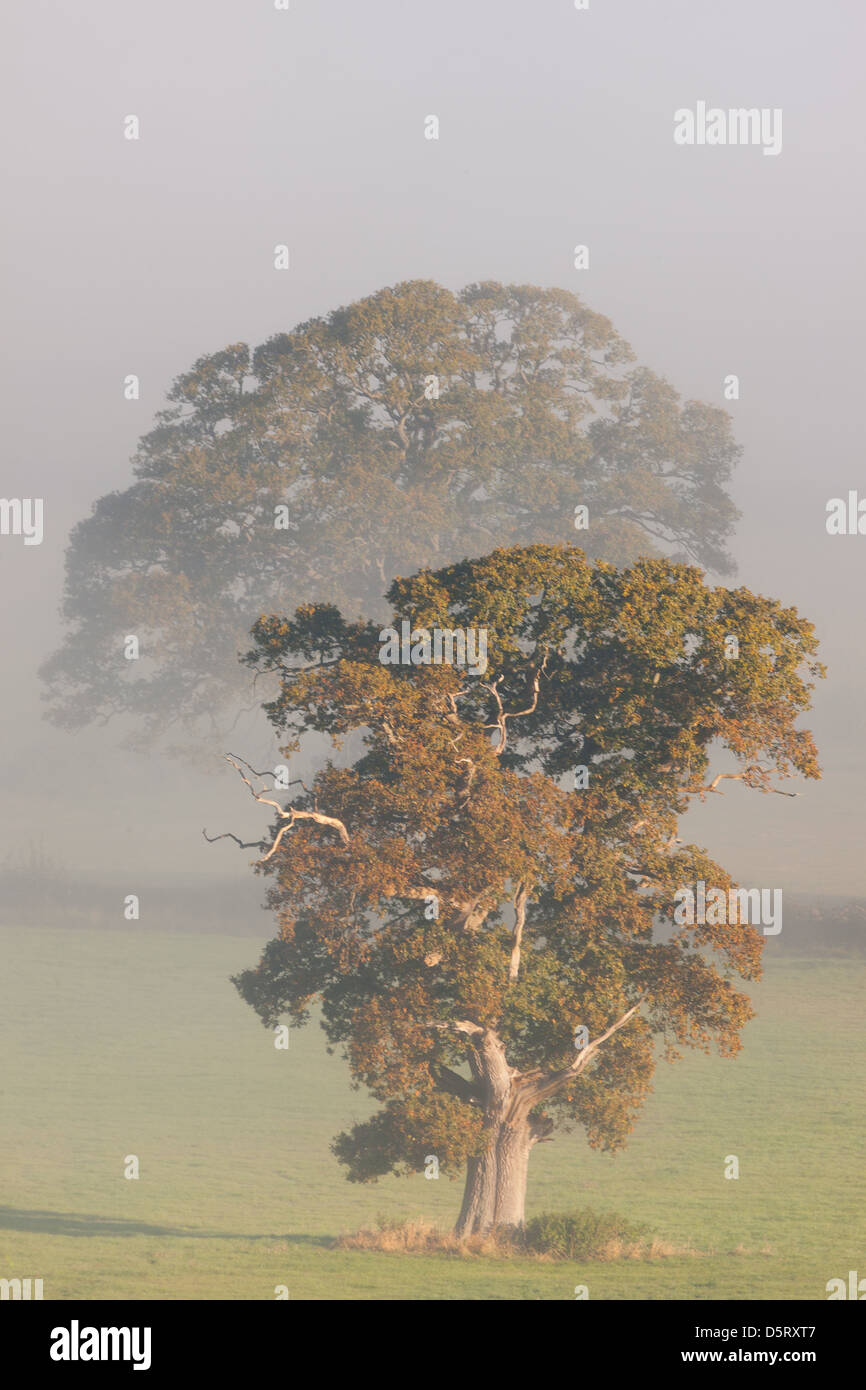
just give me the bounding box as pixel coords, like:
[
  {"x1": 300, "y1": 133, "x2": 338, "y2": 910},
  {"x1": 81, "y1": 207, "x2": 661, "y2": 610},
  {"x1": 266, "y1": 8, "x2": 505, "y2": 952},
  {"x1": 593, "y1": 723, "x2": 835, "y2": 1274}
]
[{"x1": 0, "y1": 926, "x2": 862, "y2": 1300}]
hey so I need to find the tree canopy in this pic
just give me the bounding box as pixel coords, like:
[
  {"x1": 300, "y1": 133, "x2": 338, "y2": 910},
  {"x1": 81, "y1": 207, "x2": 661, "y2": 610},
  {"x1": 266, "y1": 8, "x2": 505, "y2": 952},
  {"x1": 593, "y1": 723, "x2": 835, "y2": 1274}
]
[
  {"x1": 228, "y1": 544, "x2": 822, "y2": 1232},
  {"x1": 42, "y1": 281, "x2": 740, "y2": 746}
]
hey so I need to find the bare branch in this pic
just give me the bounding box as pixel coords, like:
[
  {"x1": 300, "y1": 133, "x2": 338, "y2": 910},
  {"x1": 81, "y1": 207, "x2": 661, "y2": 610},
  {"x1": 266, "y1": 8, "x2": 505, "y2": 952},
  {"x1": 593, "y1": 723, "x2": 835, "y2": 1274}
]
[
  {"x1": 526, "y1": 999, "x2": 645, "y2": 1103},
  {"x1": 281, "y1": 807, "x2": 350, "y2": 846},
  {"x1": 678, "y1": 765, "x2": 799, "y2": 802},
  {"x1": 225, "y1": 754, "x2": 288, "y2": 816},
  {"x1": 482, "y1": 660, "x2": 546, "y2": 755},
  {"x1": 214, "y1": 753, "x2": 350, "y2": 863},
  {"x1": 201, "y1": 830, "x2": 264, "y2": 851},
  {"x1": 225, "y1": 755, "x2": 309, "y2": 793},
  {"x1": 569, "y1": 1000, "x2": 644, "y2": 1073},
  {"x1": 627, "y1": 764, "x2": 800, "y2": 843},
  {"x1": 508, "y1": 880, "x2": 529, "y2": 981},
  {"x1": 259, "y1": 821, "x2": 294, "y2": 862},
  {"x1": 426, "y1": 1019, "x2": 485, "y2": 1037}
]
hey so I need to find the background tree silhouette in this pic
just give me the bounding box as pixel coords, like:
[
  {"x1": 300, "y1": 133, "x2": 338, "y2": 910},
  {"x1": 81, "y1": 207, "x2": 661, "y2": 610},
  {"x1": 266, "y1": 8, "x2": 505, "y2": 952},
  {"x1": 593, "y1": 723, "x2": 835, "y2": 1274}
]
[{"x1": 41, "y1": 281, "x2": 740, "y2": 748}]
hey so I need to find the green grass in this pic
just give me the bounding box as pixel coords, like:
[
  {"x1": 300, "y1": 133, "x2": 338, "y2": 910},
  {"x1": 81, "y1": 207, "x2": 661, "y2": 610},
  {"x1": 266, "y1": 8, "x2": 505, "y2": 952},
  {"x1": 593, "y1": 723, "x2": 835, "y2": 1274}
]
[{"x1": 0, "y1": 927, "x2": 863, "y2": 1300}]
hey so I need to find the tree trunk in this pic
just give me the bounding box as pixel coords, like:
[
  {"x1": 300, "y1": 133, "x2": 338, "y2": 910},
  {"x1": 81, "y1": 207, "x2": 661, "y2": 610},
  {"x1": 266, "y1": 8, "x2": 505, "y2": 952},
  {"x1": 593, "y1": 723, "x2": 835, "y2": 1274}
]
[
  {"x1": 453, "y1": 1027, "x2": 536, "y2": 1238},
  {"x1": 452, "y1": 1002, "x2": 641, "y2": 1237},
  {"x1": 455, "y1": 1150, "x2": 496, "y2": 1237},
  {"x1": 493, "y1": 1117, "x2": 532, "y2": 1227},
  {"x1": 455, "y1": 1112, "x2": 534, "y2": 1236}
]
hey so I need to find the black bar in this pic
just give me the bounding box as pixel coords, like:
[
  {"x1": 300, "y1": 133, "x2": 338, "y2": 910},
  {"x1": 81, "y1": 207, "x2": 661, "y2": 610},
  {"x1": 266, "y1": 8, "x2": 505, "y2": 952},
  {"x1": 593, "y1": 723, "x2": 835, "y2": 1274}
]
[{"x1": 3, "y1": 1298, "x2": 861, "y2": 1376}]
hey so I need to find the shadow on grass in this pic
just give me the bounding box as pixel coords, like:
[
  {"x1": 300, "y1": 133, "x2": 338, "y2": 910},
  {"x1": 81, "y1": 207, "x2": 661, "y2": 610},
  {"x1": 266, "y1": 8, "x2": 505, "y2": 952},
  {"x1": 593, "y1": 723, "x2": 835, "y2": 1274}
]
[{"x1": 0, "y1": 1206, "x2": 330, "y2": 1246}]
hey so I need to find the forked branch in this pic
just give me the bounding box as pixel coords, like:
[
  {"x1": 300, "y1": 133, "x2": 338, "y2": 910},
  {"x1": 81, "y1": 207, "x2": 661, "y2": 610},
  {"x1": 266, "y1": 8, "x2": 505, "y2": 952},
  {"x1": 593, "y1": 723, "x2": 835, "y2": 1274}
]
[
  {"x1": 482, "y1": 657, "x2": 547, "y2": 755},
  {"x1": 203, "y1": 753, "x2": 350, "y2": 864},
  {"x1": 526, "y1": 998, "x2": 645, "y2": 1104}
]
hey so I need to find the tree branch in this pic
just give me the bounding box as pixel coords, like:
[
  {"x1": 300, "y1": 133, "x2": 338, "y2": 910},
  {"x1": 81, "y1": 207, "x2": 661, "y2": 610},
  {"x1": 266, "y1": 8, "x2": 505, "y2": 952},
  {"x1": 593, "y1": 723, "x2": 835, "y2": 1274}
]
[
  {"x1": 526, "y1": 999, "x2": 644, "y2": 1103},
  {"x1": 201, "y1": 830, "x2": 264, "y2": 851},
  {"x1": 508, "y1": 880, "x2": 529, "y2": 981},
  {"x1": 434, "y1": 1067, "x2": 482, "y2": 1106},
  {"x1": 482, "y1": 659, "x2": 546, "y2": 755},
  {"x1": 679, "y1": 765, "x2": 799, "y2": 801},
  {"x1": 426, "y1": 1018, "x2": 485, "y2": 1037},
  {"x1": 204, "y1": 753, "x2": 350, "y2": 864}
]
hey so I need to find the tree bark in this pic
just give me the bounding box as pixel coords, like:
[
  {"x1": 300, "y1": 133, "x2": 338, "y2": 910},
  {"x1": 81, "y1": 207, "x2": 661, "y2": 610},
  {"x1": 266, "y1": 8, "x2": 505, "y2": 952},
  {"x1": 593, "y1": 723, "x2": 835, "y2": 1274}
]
[
  {"x1": 453, "y1": 1027, "x2": 536, "y2": 1237},
  {"x1": 455, "y1": 1149, "x2": 497, "y2": 1237},
  {"x1": 493, "y1": 1117, "x2": 533, "y2": 1228},
  {"x1": 455, "y1": 1111, "x2": 534, "y2": 1236}
]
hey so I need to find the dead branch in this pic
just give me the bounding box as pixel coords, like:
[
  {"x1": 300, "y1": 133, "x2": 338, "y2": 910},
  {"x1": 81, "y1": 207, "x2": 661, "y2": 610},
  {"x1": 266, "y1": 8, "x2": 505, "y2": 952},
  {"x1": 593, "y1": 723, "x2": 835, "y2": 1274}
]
[
  {"x1": 201, "y1": 830, "x2": 263, "y2": 851},
  {"x1": 679, "y1": 765, "x2": 799, "y2": 801},
  {"x1": 426, "y1": 1018, "x2": 485, "y2": 1037},
  {"x1": 203, "y1": 753, "x2": 350, "y2": 864},
  {"x1": 508, "y1": 880, "x2": 529, "y2": 981},
  {"x1": 526, "y1": 998, "x2": 645, "y2": 1103},
  {"x1": 482, "y1": 658, "x2": 546, "y2": 755}
]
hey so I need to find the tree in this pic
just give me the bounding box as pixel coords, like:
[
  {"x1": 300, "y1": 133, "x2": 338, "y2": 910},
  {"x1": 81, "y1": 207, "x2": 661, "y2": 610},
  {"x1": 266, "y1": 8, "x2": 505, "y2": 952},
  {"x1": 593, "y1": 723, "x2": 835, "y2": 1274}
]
[
  {"x1": 223, "y1": 544, "x2": 822, "y2": 1235},
  {"x1": 42, "y1": 281, "x2": 740, "y2": 747}
]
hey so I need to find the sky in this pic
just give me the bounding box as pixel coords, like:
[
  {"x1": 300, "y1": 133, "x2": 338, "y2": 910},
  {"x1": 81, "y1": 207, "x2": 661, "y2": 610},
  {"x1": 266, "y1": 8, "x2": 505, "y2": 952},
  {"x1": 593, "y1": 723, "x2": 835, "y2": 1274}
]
[{"x1": 1, "y1": 0, "x2": 864, "y2": 909}]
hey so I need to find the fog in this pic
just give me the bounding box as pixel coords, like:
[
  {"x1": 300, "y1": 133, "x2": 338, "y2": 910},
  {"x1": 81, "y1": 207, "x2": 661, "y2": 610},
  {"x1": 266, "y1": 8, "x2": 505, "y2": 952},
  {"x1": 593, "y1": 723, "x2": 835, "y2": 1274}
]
[{"x1": 1, "y1": 0, "x2": 863, "y2": 916}]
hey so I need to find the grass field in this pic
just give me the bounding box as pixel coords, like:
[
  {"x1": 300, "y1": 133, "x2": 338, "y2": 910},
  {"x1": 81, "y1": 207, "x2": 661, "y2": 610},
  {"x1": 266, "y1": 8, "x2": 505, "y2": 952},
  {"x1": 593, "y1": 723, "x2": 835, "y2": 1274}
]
[{"x1": 0, "y1": 926, "x2": 863, "y2": 1300}]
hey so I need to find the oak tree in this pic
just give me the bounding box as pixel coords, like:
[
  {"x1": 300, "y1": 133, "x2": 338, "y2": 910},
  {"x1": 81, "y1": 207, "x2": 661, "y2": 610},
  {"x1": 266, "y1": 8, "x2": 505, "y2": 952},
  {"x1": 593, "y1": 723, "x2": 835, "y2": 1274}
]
[
  {"x1": 225, "y1": 544, "x2": 822, "y2": 1234},
  {"x1": 42, "y1": 282, "x2": 740, "y2": 747}
]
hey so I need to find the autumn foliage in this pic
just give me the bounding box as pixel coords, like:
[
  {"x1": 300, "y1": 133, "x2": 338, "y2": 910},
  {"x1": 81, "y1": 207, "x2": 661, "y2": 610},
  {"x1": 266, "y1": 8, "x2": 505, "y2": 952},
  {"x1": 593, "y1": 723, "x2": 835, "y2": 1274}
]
[{"x1": 231, "y1": 544, "x2": 822, "y2": 1232}]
